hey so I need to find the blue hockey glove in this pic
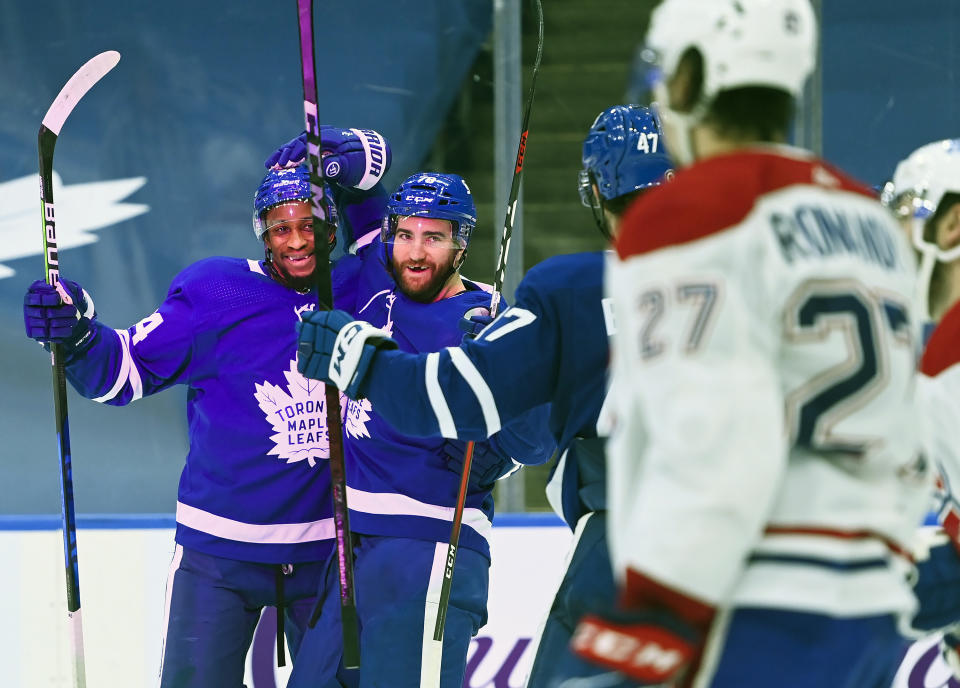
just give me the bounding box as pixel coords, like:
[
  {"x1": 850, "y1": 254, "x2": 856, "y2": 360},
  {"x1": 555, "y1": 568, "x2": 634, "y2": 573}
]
[
  {"x1": 297, "y1": 309, "x2": 397, "y2": 398},
  {"x1": 265, "y1": 126, "x2": 392, "y2": 191},
  {"x1": 264, "y1": 131, "x2": 308, "y2": 169},
  {"x1": 912, "y1": 529, "x2": 960, "y2": 632},
  {"x1": 23, "y1": 278, "x2": 97, "y2": 351},
  {"x1": 458, "y1": 306, "x2": 493, "y2": 340},
  {"x1": 442, "y1": 438, "x2": 518, "y2": 493}
]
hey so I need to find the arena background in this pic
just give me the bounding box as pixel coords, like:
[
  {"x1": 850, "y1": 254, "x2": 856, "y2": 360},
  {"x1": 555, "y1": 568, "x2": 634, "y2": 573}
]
[{"x1": 1, "y1": 1, "x2": 959, "y2": 686}]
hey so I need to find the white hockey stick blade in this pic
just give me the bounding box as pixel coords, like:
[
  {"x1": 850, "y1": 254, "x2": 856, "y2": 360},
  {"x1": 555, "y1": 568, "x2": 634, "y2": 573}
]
[{"x1": 41, "y1": 51, "x2": 121, "y2": 136}]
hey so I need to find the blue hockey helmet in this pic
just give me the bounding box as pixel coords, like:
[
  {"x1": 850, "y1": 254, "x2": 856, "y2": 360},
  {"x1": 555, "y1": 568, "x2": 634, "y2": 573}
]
[
  {"x1": 381, "y1": 172, "x2": 477, "y2": 252},
  {"x1": 252, "y1": 165, "x2": 337, "y2": 241},
  {"x1": 579, "y1": 104, "x2": 674, "y2": 206}
]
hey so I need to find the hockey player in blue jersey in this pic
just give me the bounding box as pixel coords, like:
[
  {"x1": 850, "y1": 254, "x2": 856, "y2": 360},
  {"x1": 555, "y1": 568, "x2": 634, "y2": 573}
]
[
  {"x1": 289, "y1": 171, "x2": 555, "y2": 688},
  {"x1": 294, "y1": 107, "x2": 672, "y2": 688},
  {"x1": 22, "y1": 127, "x2": 391, "y2": 688}
]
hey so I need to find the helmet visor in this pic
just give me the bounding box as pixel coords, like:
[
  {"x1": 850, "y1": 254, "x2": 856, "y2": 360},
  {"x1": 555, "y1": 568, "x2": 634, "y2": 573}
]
[{"x1": 381, "y1": 214, "x2": 468, "y2": 251}]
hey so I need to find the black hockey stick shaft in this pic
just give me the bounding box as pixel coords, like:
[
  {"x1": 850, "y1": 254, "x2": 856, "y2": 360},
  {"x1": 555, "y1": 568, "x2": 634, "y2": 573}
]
[
  {"x1": 432, "y1": 0, "x2": 544, "y2": 647},
  {"x1": 296, "y1": 0, "x2": 361, "y2": 669},
  {"x1": 37, "y1": 49, "x2": 121, "y2": 688}
]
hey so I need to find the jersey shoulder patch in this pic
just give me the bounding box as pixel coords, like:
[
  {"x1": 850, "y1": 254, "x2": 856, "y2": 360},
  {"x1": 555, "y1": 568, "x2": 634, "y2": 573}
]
[
  {"x1": 922, "y1": 302, "x2": 960, "y2": 377},
  {"x1": 616, "y1": 150, "x2": 876, "y2": 260}
]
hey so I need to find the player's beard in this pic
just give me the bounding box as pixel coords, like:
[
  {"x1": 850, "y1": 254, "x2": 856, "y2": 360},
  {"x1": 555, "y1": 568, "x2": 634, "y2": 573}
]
[{"x1": 394, "y1": 251, "x2": 459, "y2": 303}]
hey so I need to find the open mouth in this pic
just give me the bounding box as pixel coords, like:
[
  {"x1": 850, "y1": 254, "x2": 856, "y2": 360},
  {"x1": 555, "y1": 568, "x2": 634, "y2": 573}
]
[{"x1": 283, "y1": 254, "x2": 315, "y2": 272}]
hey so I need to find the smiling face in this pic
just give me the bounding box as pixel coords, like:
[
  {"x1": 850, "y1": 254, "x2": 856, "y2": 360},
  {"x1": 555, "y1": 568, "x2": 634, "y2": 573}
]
[
  {"x1": 390, "y1": 215, "x2": 464, "y2": 302},
  {"x1": 262, "y1": 201, "x2": 334, "y2": 291}
]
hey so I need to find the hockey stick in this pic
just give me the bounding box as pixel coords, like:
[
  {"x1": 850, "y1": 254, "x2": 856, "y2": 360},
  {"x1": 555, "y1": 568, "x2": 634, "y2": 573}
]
[
  {"x1": 38, "y1": 50, "x2": 121, "y2": 688},
  {"x1": 427, "y1": 0, "x2": 545, "y2": 672},
  {"x1": 296, "y1": 0, "x2": 361, "y2": 669}
]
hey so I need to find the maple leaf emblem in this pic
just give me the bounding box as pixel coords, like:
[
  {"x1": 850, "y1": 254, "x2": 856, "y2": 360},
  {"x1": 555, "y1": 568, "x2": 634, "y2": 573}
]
[
  {"x1": 344, "y1": 397, "x2": 374, "y2": 440},
  {"x1": 254, "y1": 358, "x2": 374, "y2": 467}
]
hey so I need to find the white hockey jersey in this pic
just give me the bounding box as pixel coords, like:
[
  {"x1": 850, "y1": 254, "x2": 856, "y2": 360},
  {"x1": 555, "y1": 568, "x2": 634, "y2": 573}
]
[
  {"x1": 604, "y1": 147, "x2": 932, "y2": 623},
  {"x1": 920, "y1": 302, "x2": 960, "y2": 548}
]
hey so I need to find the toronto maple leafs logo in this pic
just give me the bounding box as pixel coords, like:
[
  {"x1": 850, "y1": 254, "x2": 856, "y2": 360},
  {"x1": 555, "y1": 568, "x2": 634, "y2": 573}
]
[{"x1": 254, "y1": 358, "x2": 373, "y2": 467}]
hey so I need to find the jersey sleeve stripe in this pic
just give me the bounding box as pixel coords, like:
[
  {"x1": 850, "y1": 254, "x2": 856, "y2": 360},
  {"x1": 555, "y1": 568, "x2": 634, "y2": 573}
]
[
  {"x1": 93, "y1": 328, "x2": 136, "y2": 403},
  {"x1": 425, "y1": 352, "x2": 458, "y2": 438},
  {"x1": 448, "y1": 347, "x2": 501, "y2": 436},
  {"x1": 126, "y1": 330, "x2": 144, "y2": 401}
]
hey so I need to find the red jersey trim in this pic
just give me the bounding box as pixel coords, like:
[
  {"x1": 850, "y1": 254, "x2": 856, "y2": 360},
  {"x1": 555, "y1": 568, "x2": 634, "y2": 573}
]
[
  {"x1": 921, "y1": 302, "x2": 960, "y2": 377},
  {"x1": 620, "y1": 566, "x2": 716, "y2": 633},
  {"x1": 764, "y1": 525, "x2": 913, "y2": 563},
  {"x1": 616, "y1": 150, "x2": 876, "y2": 260}
]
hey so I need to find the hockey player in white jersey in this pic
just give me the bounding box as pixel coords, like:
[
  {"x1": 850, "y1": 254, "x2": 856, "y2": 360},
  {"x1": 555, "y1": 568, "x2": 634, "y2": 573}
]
[
  {"x1": 883, "y1": 140, "x2": 960, "y2": 685},
  {"x1": 565, "y1": 1, "x2": 932, "y2": 686}
]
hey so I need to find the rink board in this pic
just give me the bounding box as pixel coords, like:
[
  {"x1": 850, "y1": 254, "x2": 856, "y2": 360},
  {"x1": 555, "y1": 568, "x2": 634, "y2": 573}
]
[
  {"x1": 0, "y1": 514, "x2": 954, "y2": 688},
  {"x1": 0, "y1": 514, "x2": 571, "y2": 687}
]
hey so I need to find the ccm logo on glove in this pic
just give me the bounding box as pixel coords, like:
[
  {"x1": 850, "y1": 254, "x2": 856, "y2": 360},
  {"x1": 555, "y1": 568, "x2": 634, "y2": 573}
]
[{"x1": 571, "y1": 615, "x2": 694, "y2": 684}]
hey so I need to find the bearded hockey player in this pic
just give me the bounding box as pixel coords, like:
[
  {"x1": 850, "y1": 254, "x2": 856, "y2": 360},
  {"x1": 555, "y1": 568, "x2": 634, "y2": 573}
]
[
  {"x1": 289, "y1": 171, "x2": 555, "y2": 688},
  {"x1": 294, "y1": 105, "x2": 672, "y2": 688}
]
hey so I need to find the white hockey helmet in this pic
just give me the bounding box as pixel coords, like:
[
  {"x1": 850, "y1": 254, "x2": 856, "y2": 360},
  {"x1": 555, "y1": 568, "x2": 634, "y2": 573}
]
[
  {"x1": 882, "y1": 139, "x2": 960, "y2": 320},
  {"x1": 646, "y1": 0, "x2": 818, "y2": 101},
  {"x1": 884, "y1": 139, "x2": 960, "y2": 234}
]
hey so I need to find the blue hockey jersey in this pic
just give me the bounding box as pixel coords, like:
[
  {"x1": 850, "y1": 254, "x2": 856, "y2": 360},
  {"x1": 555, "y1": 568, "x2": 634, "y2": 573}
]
[
  {"x1": 358, "y1": 251, "x2": 613, "y2": 529},
  {"x1": 64, "y1": 257, "x2": 344, "y2": 564},
  {"x1": 55, "y1": 178, "x2": 396, "y2": 564},
  {"x1": 334, "y1": 238, "x2": 554, "y2": 557}
]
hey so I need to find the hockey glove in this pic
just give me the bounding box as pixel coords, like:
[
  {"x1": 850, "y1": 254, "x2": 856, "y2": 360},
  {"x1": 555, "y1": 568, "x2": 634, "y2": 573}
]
[
  {"x1": 941, "y1": 630, "x2": 960, "y2": 679},
  {"x1": 442, "y1": 438, "x2": 518, "y2": 493},
  {"x1": 23, "y1": 278, "x2": 97, "y2": 352},
  {"x1": 911, "y1": 528, "x2": 960, "y2": 632},
  {"x1": 458, "y1": 307, "x2": 493, "y2": 340},
  {"x1": 265, "y1": 126, "x2": 392, "y2": 191},
  {"x1": 571, "y1": 610, "x2": 699, "y2": 686},
  {"x1": 296, "y1": 309, "x2": 397, "y2": 399},
  {"x1": 572, "y1": 568, "x2": 714, "y2": 686}
]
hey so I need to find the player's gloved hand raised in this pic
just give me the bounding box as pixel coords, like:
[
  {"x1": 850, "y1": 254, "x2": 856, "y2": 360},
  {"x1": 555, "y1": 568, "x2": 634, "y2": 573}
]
[
  {"x1": 23, "y1": 278, "x2": 97, "y2": 351},
  {"x1": 458, "y1": 307, "x2": 493, "y2": 341},
  {"x1": 264, "y1": 126, "x2": 392, "y2": 191},
  {"x1": 442, "y1": 438, "x2": 518, "y2": 493},
  {"x1": 297, "y1": 309, "x2": 397, "y2": 398},
  {"x1": 571, "y1": 608, "x2": 700, "y2": 686}
]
